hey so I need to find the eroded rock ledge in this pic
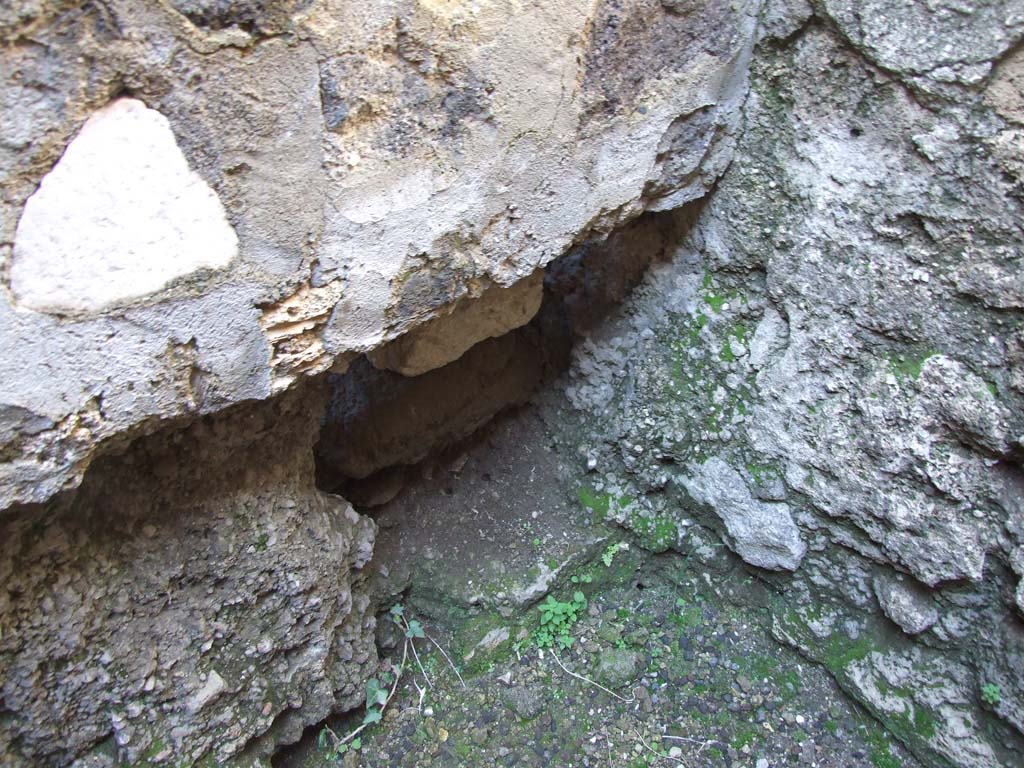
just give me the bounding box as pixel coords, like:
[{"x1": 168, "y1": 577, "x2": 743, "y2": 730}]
[
  {"x1": 2, "y1": 1, "x2": 1024, "y2": 767},
  {"x1": 0, "y1": 0, "x2": 759, "y2": 512}
]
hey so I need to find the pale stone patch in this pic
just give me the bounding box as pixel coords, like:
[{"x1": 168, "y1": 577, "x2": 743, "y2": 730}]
[
  {"x1": 11, "y1": 98, "x2": 237, "y2": 314},
  {"x1": 368, "y1": 269, "x2": 545, "y2": 377},
  {"x1": 873, "y1": 574, "x2": 939, "y2": 636},
  {"x1": 684, "y1": 456, "x2": 806, "y2": 571}
]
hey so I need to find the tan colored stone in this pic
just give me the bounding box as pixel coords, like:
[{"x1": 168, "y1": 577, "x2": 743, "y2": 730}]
[
  {"x1": 259, "y1": 279, "x2": 348, "y2": 392},
  {"x1": 368, "y1": 270, "x2": 545, "y2": 377},
  {"x1": 987, "y1": 47, "x2": 1024, "y2": 125}
]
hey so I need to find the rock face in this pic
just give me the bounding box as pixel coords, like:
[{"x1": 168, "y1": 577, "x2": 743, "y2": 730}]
[
  {"x1": 2, "y1": 2, "x2": 762, "y2": 762},
  {"x1": 683, "y1": 456, "x2": 805, "y2": 571},
  {"x1": 548, "y1": 1, "x2": 1024, "y2": 766},
  {"x1": 0, "y1": 0, "x2": 760, "y2": 512},
  {"x1": 3, "y1": 1, "x2": 1024, "y2": 767},
  {"x1": 0, "y1": 381, "x2": 377, "y2": 766}
]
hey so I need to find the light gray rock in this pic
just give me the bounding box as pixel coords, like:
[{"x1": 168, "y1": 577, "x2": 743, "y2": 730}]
[
  {"x1": 873, "y1": 575, "x2": 939, "y2": 636},
  {"x1": 820, "y1": 0, "x2": 1024, "y2": 93},
  {"x1": 552, "y1": 3, "x2": 1024, "y2": 765},
  {"x1": 597, "y1": 647, "x2": 643, "y2": 689},
  {"x1": 466, "y1": 627, "x2": 510, "y2": 661},
  {"x1": 683, "y1": 457, "x2": 805, "y2": 571},
  {"x1": 186, "y1": 670, "x2": 227, "y2": 715},
  {"x1": 845, "y1": 648, "x2": 998, "y2": 768},
  {"x1": 501, "y1": 685, "x2": 544, "y2": 720}
]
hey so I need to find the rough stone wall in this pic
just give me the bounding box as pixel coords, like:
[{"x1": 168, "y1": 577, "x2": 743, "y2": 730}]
[
  {"x1": 3, "y1": 1, "x2": 1024, "y2": 767},
  {"x1": 557, "y1": 2, "x2": 1024, "y2": 766},
  {"x1": 0, "y1": 1, "x2": 764, "y2": 764},
  {"x1": 0, "y1": 0, "x2": 760, "y2": 511},
  {"x1": 0, "y1": 380, "x2": 377, "y2": 767}
]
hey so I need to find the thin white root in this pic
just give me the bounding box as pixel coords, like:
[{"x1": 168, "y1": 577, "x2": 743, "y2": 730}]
[
  {"x1": 636, "y1": 731, "x2": 688, "y2": 766},
  {"x1": 412, "y1": 677, "x2": 427, "y2": 711},
  {"x1": 408, "y1": 634, "x2": 433, "y2": 688},
  {"x1": 425, "y1": 630, "x2": 467, "y2": 689},
  {"x1": 550, "y1": 649, "x2": 636, "y2": 703},
  {"x1": 397, "y1": 615, "x2": 434, "y2": 688}
]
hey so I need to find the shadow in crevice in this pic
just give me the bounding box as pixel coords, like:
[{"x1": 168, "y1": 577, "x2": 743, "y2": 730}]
[{"x1": 314, "y1": 203, "x2": 704, "y2": 505}]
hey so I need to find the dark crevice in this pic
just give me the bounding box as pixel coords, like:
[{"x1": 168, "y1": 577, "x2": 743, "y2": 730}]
[{"x1": 313, "y1": 204, "x2": 702, "y2": 503}]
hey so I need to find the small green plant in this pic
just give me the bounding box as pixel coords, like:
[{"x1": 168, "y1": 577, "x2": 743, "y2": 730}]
[
  {"x1": 318, "y1": 729, "x2": 361, "y2": 759},
  {"x1": 317, "y1": 604, "x2": 458, "y2": 761},
  {"x1": 570, "y1": 573, "x2": 593, "y2": 584},
  {"x1": 534, "y1": 591, "x2": 587, "y2": 649},
  {"x1": 602, "y1": 541, "x2": 627, "y2": 567},
  {"x1": 318, "y1": 667, "x2": 393, "y2": 760},
  {"x1": 981, "y1": 683, "x2": 1001, "y2": 707}
]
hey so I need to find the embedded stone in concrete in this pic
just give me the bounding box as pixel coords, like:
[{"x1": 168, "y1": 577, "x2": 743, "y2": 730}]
[
  {"x1": 368, "y1": 271, "x2": 545, "y2": 377},
  {"x1": 0, "y1": 0, "x2": 760, "y2": 512},
  {"x1": 11, "y1": 98, "x2": 237, "y2": 314}
]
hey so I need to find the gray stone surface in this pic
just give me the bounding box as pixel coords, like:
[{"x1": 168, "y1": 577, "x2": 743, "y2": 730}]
[
  {"x1": 683, "y1": 456, "x2": 805, "y2": 571},
  {"x1": 547, "y1": 1, "x2": 1024, "y2": 765},
  {"x1": 0, "y1": 381, "x2": 377, "y2": 766},
  {"x1": 501, "y1": 685, "x2": 544, "y2": 720},
  {"x1": 874, "y1": 574, "x2": 939, "y2": 636},
  {"x1": 3, "y1": 1, "x2": 1024, "y2": 766},
  {"x1": 596, "y1": 647, "x2": 642, "y2": 690}
]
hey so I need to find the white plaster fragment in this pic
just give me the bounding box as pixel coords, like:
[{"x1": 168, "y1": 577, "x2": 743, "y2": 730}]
[{"x1": 11, "y1": 98, "x2": 237, "y2": 313}]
